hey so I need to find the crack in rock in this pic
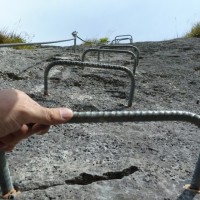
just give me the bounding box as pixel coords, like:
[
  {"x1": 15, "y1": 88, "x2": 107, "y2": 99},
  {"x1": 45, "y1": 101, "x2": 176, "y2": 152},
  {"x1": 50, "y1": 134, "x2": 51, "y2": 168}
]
[
  {"x1": 16, "y1": 182, "x2": 65, "y2": 192},
  {"x1": 6, "y1": 72, "x2": 26, "y2": 80},
  {"x1": 0, "y1": 71, "x2": 25, "y2": 80},
  {"x1": 16, "y1": 166, "x2": 138, "y2": 192},
  {"x1": 32, "y1": 183, "x2": 64, "y2": 191},
  {"x1": 65, "y1": 166, "x2": 138, "y2": 185}
]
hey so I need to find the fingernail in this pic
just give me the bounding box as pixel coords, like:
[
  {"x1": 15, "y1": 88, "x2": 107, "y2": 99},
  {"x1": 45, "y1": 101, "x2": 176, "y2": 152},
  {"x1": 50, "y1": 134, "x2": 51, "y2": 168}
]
[{"x1": 59, "y1": 108, "x2": 73, "y2": 120}]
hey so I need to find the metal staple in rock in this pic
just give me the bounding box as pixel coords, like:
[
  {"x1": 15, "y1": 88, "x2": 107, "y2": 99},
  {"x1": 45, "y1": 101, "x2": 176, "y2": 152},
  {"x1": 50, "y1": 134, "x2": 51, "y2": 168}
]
[
  {"x1": 70, "y1": 110, "x2": 200, "y2": 192},
  {"x1": 190, "y1": 153, "x2": 200, "y2": 190},
  {"x1": 0, "y1": 110, "x2": 200, "y2": 198},
  {"x1": 81, "y1": 48, "x2": 137, "y2": 74},
  {"x1": 44, "y1": 60, "x2": 135, "y2": 107},
  {"x1": 99, "y1": 45, "x2": 140, "y2": 66},
  {"x1": 0, "y1": 151, "x2": 15, "y2": 199},
  {"x1": 111, "y1": 35, "x2": 133, "y2": 44},
  {"x1": 69, "y1": 110, "x2": 200, "y2": 126}
]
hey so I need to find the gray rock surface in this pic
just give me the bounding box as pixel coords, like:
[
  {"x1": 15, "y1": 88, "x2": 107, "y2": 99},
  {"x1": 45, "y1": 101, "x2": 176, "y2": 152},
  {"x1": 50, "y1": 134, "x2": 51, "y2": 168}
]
[{"x1": 0, "y1": 38, "x2": 200, "y2": 199}]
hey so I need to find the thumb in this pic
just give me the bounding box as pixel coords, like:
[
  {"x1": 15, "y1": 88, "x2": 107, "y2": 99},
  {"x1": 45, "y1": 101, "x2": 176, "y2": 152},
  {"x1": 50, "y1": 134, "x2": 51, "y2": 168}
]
[{"x1": 28, "y1": 107, "x2": 73, "y2": 125}]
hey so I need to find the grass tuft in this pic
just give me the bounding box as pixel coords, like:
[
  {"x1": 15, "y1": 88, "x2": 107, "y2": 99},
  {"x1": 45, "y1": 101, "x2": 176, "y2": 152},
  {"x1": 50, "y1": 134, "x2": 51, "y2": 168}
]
[
  {"x1": 83, "y1": 37, "x2": 109, "y2": 46},
  {"x1": 185, "y1": 22, "x2": 200, "y2": 38},
  {"x1": 83, "y1": 38, "x2": 99, "y2": 46},
  {"x1": 0, "y1": 29, "x2": 34, "y2": 49},
  {"x1": 98, "y1": 37, "x2": 109, "y2": 44},
  {"x1": 0, "y1": 30, "x2": 26, "y2": 44}
]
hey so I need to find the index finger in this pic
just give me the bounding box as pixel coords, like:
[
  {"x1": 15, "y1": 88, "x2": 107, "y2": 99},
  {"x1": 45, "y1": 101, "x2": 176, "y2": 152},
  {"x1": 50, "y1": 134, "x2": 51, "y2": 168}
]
[{"x1": 19, "y1": 106, "x2": 73, "y2": 125}]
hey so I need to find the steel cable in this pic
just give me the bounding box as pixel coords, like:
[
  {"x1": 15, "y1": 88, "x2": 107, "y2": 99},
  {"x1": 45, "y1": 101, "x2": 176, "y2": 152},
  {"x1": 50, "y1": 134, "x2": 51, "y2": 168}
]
[
  {"x1": 76, "y1": 35, "x2": 88, "y2": 43},
  {"x1": 0, "y1": 39, "x2": 74, "y2": 48}
]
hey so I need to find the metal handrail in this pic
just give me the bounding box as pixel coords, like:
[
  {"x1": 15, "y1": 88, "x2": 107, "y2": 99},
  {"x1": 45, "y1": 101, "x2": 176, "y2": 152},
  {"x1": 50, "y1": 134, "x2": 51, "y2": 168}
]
[
  {"x1": 0, "y1": 30, "x2": 80, "y2": 53},
  {"x1": 44, "y1": 60, "x2": 135, "y2": 107},
  {"x1": 0, "y1": 39, "x2": 74, "y2": 48},
  {"x1": 81, "y1": 48, "x2": 137, "y2": 74}
]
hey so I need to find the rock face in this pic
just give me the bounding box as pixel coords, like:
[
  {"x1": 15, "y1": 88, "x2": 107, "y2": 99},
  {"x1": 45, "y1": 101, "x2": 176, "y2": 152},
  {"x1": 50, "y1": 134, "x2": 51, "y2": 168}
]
[{"x1": 0, "y1": 38, "x2": 200, "y2": 199}]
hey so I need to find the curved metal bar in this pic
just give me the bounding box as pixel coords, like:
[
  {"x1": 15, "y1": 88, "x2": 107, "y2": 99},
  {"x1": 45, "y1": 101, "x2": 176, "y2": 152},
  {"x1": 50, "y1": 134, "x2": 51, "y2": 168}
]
[
  {"x1": 115, "y1": 35, "x2": 133, "y2": 39},
  {"x1": 69, "y1": 110, "x2": 200, "y2": 127},
  {"x1": 69, "y1": 110, "x2": 200, "y2": 191},
  {"x1": 110, "y1": 39, "x2": 115, "y2": 44},
  {"x1": 0, "y1": 151, "x2": 14, "y2": 197},
  {"x1": 99, "y1": 45, "x2": 140, "y2": 66},
  {"x1": 0, "y1": 39, "x2": 74, "y2": 48},
  {"x1": 114, "y1": 35, "x2": 133, "y2": 44},
  {"x1": 189, "y1": 153, "x2": 200, "y2": 190},
  {"x1": 44, "y1": 60, "x2": 135, "y2": 107},
  {"x1": 1, "y1": 110, "x2": 199, "y2": 194},
  {"x1": 81, "y1": 48, "x2": 137, "y2": 74},
  {"x1": 116, "y1": 38, "x2": 132, "y2": 43}
]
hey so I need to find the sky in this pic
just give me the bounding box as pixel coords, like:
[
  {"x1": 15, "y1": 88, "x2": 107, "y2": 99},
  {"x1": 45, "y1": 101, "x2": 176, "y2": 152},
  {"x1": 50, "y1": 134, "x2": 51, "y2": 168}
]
[{"x1": 0, "y1": 0, "x2": 200, "y2": 46}]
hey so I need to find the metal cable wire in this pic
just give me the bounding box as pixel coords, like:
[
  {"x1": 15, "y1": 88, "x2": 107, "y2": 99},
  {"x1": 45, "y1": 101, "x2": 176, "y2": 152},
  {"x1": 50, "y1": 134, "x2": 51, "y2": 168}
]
[
  {"x1": 76, "y1": 35, "x2": 87, "y2": 43},
  {"x1": 0, "y1": 38, "x2": 74, "y2": 48}
]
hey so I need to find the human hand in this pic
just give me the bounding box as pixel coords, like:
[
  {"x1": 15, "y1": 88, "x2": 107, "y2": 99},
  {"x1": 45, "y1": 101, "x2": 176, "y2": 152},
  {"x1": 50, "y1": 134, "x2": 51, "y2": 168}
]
[{"x1": 0, "y1": 89, "x2": 73, "y2": 152}]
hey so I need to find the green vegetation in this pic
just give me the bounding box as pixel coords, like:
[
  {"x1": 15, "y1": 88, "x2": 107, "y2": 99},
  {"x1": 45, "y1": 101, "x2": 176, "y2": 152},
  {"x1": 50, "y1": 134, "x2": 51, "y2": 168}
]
[
  {"x1": 0, "y1": 30, "x2": 26, "y2": 44},
  {"x1": 98, "y1": 37, "x2": 109, "y2": 44},
  {"x1": 0, "y1": 29, "x2": 34, "y2": 49},
  {"x1": 83, "y1": 38, "x2": 99, "y2": 46},
  {"x1": 185, "y1": 22, "x2": 200, "y2": 38},
  {"x1": 83, "y1": 37, "x2": 109, "y2": 46}
]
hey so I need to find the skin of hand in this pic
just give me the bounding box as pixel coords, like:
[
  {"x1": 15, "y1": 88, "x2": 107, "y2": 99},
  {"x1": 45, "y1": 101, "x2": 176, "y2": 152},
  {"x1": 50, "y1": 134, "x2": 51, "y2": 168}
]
[{"x1": 0, "y1": 89, "x2": 73, "y2": 152}]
